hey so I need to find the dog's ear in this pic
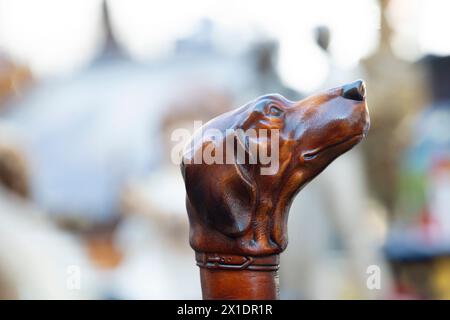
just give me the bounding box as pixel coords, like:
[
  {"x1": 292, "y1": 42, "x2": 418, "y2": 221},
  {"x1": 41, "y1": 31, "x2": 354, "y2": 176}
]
[
  {"x1": 210, "y1": 162, "x2": 255, "y2": 236},
  {"x1": 182, "y1": 141, "x2": 255, "y2": 237}
]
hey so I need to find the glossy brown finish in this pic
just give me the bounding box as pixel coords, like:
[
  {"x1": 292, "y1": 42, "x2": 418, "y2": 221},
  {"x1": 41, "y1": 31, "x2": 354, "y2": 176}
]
[
  {"x1": 181, "y1": 80, "x2": 370, "y2": 299},
  {"x1": 200, "y1": 268, "x2": 279, "y2": 300},
  {"x1": 0, "y1": 145, "x2": 29, "y2": 198}
]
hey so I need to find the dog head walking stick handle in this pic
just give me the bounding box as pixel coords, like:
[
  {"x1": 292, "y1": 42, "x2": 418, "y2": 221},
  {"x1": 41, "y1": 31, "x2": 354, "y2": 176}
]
[{"x1": 181, "y1": 80, "x2": 370, "y2": 299}]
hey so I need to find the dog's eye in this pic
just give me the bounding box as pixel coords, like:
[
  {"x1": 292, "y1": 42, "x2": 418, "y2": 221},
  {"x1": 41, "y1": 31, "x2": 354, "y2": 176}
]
[{"x1": 268, "y1": 105, "x2": 283, "y2": 117}]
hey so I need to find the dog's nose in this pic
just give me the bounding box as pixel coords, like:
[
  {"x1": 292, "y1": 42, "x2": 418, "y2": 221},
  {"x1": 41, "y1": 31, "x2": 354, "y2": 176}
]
[{"x1": 341, "y1": 80, "x2": 365, "y2": 101}]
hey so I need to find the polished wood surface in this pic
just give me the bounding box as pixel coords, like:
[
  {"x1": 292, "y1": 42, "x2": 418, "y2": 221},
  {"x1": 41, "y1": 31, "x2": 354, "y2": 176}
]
[
  {"x1": 200, "y1": 268, "x2": 279, "y2": 300},
  {"x1": 181, "y1": 80, "x2": 370, "y2": 299}
]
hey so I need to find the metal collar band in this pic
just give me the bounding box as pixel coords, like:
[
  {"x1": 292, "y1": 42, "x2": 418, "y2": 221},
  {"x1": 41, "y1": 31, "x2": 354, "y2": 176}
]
[{"x1": 195, "y1": 252, "x2": 279, "y2": 271}]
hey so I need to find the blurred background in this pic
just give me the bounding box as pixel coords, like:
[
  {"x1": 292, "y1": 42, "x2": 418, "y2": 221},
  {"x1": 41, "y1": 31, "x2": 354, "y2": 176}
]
[{"x1": 0, "y1": 0, "x2": 449, "y2": 299}]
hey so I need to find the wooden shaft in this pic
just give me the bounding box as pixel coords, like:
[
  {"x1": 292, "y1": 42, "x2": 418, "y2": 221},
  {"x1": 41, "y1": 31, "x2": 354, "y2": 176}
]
[
  {"x1": 200, "y1": 268, "x2": 279, "y2": 300},
  {"x1": 195, "y1": 252, "x2": 280, "y2": 299}
]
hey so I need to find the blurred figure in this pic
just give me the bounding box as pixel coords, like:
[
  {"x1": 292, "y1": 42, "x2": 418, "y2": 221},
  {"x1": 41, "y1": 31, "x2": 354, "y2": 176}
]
[
  {"x1": 396, "y1": 55, "x2": 450, "y2": 234},
  {"x1": 388, "y1": 55, "x2": 450, "y2": 299},
  {"x1": 361, "y1": 0, "x2": 426, "y2": 214}
]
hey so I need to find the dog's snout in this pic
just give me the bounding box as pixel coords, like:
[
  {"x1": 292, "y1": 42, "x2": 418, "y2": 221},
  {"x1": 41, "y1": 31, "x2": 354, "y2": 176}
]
[{"x1": 341, "y1": 80, "x2": 365, "y2": 101}]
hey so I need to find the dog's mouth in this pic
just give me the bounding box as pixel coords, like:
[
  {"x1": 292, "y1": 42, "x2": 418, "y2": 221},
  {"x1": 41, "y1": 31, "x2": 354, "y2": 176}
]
[{"x1": 301, "y1": 134, "x2": 363, "y2": 161}]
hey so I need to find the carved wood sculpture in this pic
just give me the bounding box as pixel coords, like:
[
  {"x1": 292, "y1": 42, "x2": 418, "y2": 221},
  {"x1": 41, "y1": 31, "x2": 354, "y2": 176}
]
[{"x1": 181, "y1": 80, "x2": 370, "y2": 299}]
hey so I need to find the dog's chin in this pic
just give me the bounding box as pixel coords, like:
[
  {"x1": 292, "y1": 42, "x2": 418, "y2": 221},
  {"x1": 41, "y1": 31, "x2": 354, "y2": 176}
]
[{"x1": 301, "y1": 134, "x2": 364, "y2": 162}]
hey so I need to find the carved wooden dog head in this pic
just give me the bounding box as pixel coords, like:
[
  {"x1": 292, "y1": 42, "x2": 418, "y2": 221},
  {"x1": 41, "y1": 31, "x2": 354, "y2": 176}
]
[{"x1": 181, "y1": 80, "x2": 370, "y2": 256}]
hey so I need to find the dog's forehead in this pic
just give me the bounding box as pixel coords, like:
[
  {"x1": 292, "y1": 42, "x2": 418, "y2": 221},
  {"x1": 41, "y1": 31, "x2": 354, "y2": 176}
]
[{"x1": 254, "y1": 93, "x2": 290, "y2": 105}]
